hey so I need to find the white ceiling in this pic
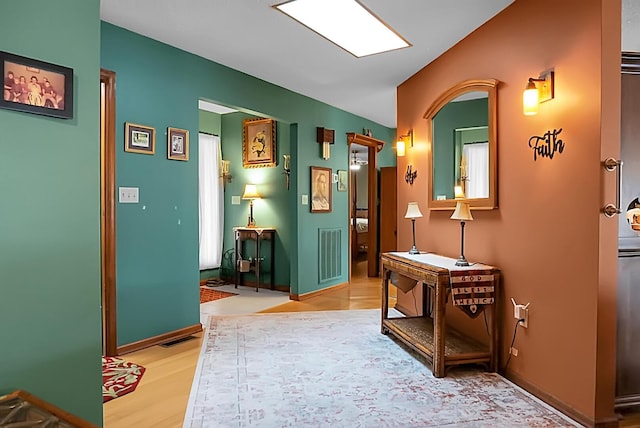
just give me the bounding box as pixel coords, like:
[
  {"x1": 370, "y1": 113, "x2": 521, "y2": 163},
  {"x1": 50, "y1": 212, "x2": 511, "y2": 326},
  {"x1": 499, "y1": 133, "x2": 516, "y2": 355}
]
[
  {"x1": 100, "y1": 0, "x2": 515, "y2": 128},
  {"x1": 101, "y1": 1, "x2": 636, "y2": 128}
]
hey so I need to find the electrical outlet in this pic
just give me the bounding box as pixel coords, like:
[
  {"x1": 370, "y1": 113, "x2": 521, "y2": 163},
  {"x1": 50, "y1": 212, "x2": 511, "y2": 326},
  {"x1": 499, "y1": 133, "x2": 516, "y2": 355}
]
[
  {"x1": 514, "y1": 305, "x2": 529, "y2": 328},
  {"x1": 511, "y1": 298, "x2": 530, "y2": 328}
]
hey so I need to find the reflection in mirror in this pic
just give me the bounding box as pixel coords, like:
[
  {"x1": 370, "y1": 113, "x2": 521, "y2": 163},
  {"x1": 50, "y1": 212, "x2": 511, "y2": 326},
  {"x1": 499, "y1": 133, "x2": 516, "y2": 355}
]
[{"x1": 425, "y1": 79, "x2": 498, "y2": 210}]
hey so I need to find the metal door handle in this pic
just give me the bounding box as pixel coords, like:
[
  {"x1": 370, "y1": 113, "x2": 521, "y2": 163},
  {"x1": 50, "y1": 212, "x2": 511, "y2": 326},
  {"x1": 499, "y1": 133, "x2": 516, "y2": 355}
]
[{"x1": 602, "y1": 157, "x2": 622, "y2": 217}]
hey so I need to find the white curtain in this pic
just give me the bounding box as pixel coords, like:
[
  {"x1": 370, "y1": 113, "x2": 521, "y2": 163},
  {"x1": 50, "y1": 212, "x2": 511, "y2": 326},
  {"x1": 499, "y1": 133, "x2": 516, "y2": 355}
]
[
  {"x1": 463, "y1": 142, "x2": 489, "y2": 199},
  {"x1": 198, "y1": 133, "x2": 224, "y2": 269}
]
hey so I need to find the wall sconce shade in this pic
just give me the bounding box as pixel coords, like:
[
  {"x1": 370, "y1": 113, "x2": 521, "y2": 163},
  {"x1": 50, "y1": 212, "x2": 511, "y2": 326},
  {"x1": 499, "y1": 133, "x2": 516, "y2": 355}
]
[
  {"x1": 397, "y1": 129, "x2": 413, "y2": 157},
  {"x1": 220, "y1": 159, "x2": 232, "y2": 189},
  {"x1": 242, "y1": 184, "x2": 261, "y2": 227},
  {"x1": 405, "y1": 202, "x2": 423, "y2": 255},
  {"x1": 282, "y1": 154, "x2": 291, "y2": 190},
  {"x1": 316, "y1": 127, "x2": 335, "y2": 160},
  {"x1": 451, "y1": 200, "x2": 473, "y2": 266},
  {"x1": 523, "y1": 69, "x2": 555, "y2": 116}
]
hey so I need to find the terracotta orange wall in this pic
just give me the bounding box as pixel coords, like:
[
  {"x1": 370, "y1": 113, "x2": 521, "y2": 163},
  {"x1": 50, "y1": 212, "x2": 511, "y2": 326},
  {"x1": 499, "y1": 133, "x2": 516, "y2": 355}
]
[{"x1": 396, "y1": 0, "x2": 620, "y2": 424}]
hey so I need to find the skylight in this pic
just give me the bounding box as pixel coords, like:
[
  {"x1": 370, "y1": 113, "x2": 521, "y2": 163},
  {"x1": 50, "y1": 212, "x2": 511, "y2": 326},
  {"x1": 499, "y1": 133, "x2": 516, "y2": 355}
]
[{"x1": 274, "y1": 0, "x2": 411, "y2": 58}]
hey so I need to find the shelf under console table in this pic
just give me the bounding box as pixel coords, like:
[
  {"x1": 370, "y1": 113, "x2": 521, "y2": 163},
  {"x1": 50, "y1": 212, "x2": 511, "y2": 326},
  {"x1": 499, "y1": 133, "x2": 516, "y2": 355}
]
[{"x1": 381, "y1": 252, "x2": 500, "y2": 378}]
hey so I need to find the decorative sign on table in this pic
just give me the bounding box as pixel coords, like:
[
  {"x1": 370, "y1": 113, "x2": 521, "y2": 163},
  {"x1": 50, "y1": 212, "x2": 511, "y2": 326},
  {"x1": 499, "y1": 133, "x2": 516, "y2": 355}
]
[
  {"x1": 528, "y1": 128, "x2": 564, "y2": 161},
  {"x1": 450, "y1": 270, "x2": 495, "y2": 318}
]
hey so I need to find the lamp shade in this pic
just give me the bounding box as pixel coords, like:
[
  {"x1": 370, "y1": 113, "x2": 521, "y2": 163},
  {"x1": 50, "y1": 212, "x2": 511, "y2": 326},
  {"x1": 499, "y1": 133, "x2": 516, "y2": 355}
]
[
  {"x1": 523, "y1": 79, "x2": 539, "y2": 115},
  {"x1": 404, "y1": 202, "x2": 423, "y2": 219},
  {"x1": 450, "y1": 201, "x2": 473, "y2": 221},
  {"x1": 242, "y1": 184, "x2": 261, "y2": 200},
  {"x1": 396, "y1": 139, "x2": 406, "y2": 157}
]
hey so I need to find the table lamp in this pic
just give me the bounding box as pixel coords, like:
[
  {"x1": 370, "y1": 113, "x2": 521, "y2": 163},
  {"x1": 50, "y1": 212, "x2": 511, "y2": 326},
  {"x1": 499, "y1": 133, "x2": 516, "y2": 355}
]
[
  {"x1": 404, "y1": 202, "x2": 423, "y2": 254},
  {"x1": 242, "y1": 184, "x2": 261, "y2": 227},
  {"x1": 450, "y1": 199, "x2": 473, "y2": 266}
]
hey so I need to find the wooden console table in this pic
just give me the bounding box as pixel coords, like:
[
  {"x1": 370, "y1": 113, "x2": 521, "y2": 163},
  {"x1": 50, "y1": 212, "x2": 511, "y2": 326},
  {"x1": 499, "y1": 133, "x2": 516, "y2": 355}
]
[
  {"x1": 234, "y1": 227, "x2": 276, "y2": 292},
  {"x1": 381, "y1": 252, "x2": 500, "y2": 378}
]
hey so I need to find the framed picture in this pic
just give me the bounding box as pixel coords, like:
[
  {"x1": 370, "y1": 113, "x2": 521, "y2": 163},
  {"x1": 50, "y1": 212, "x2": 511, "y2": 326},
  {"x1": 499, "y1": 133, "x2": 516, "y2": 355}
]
[
  {"x1": 243, "y1": 117, "x2": 276, "y2": 168},
  {"x1": 167, "y1": 127, "x2": 189, "y2": 161},
  {"x1": 337, "y1": 170, "x2": 348, "y2": 192},
  {"x1": 1, "y1": 51, "x2": 73, "y2": 119},
  {"x1": 125, "y1": 122, "x2": 155, "y2": 155},
  {"x1": 310, "y1": 166, "x2": 332, "y2": 213}
]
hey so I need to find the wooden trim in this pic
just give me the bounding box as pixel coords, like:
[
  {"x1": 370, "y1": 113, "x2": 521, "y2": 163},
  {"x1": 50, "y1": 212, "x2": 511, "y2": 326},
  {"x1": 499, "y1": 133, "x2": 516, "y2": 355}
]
[
  {"x1": 622, "y1": 51, "x2": 640, "y2": 75},
  {"x1": 347, "y1": 132, "x2": 384, "y2": 277},
  {"x1": 290, "y1": 281, "x2": 348, "y2": 301},
  {"x1": 100, "y1": 69, "x2": 117, "y2": 357},
  {"x1": 504, "y1": 369, "x2": 618, "y2": 427},
  {"x1": 1, "y1": 390, "x2": 99, "y2": 428},
  {"x1": 117, "y1": 324, "x2": 203, "y2": 355}
]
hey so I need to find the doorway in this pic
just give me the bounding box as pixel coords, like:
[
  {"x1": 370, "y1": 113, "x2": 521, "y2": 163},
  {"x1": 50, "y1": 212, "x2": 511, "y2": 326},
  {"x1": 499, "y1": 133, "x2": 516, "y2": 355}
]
[
  {"x1": 347, "y1": 132, "x2": 383, "y2": 279},
  {"x1": 100, "y1": 69, "x2": 117, "y2": 356}
]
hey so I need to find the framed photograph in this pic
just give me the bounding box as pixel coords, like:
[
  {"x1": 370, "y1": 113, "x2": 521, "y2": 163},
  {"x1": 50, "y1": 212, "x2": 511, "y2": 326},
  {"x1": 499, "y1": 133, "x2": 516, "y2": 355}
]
[
  {"x1": 243, "y1": 117, "x2": 276, "y2": 168},
  {"x1": 167, "y1": 127, "x2": 189, "y2": 161},
  {"x1": 125, "y1": 122, "x2": 155, "y2": 155},
  {"x1": 1, "y1": 50, "x2": 73, "y2": 119},
  {"x1": 337, "y1": 170, "x2": 348, "y2": 192},
  {"x1": 310, "y1": 166, "x2": 332, "y2": 213}
]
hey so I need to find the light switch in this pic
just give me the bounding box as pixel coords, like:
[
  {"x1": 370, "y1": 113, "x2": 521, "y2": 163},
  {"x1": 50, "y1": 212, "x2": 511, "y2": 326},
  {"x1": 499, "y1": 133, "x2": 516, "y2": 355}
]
[
  {"x1": 301, "y1": 194, "x2": 308, "y2": 205},
  {"x1": 119, "y1": 187, "x2": 139, "y2": 203},
  {"x1": 231, "y1": 196, "x2": 241, "y2": 205}
]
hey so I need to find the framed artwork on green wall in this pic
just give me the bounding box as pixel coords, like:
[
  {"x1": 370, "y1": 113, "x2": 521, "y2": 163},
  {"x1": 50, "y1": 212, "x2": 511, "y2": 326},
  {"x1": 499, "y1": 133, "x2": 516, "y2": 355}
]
[
  {"x1": 167, "y1": 127, "x2": 189, "y2": 161},
  {"x1": 243, "y1": 117, "x2": 276, "y2": 168},
  {"x1": 311, "y1": 166, "x2": 332, "y2": 213},
  {"x1": 125, "y1": 122, "x2": 155, "y2": 155},
  {"x1": 1, "y1": 50, "x2": 73, "y2": 119}
]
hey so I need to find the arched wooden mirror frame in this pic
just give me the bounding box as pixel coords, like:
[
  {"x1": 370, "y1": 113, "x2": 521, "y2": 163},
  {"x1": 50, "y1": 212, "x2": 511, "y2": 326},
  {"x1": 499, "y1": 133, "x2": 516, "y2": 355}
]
[{"x1": 424, "y1": 79, "x2": 499, "y2": 210}]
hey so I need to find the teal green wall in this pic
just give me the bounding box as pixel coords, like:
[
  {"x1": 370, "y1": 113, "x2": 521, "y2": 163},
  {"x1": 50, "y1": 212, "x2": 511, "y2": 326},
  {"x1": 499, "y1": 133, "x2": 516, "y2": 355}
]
[
  {"x1": 432, "y1": 98, "x2": 487, "y2": 199},
  {"x1": 0, "y1": 1, "x2": 102, "y2": 425},
  {"x1": 101, "y1": 22, "x2": 395, "y2": 344},
  {"x1": 220, "y1": 113, "x2": 292, "y2": 287}
]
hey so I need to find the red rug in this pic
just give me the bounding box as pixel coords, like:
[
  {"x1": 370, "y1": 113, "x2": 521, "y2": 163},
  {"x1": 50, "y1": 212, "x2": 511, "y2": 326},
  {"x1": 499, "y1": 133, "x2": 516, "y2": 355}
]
[
  {"x1": 102, "y1": 356, "x2": 146, "y2": 403},
  {"x1": 200, "y1": 287, "x2": 238, "y2": 304}
]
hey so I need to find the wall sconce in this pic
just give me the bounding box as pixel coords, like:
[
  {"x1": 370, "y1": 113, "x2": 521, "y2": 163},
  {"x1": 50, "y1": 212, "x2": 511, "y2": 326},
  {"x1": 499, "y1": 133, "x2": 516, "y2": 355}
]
[
  {"x1": 450, "y1": 196, "x2": 473, "y2": 266},
  {"x1": 282, "y1": 154, "x2": 291, "y2": 190},
  {"x1": 316, "y1": 127, "x2": 335, "y2": 160},
  {"x1": 396, "y1": 130, "x2": 413, "y2": 157},
  {"x1": 404, "y1": 202, "x2": 423, "y2": 254},
  {"x1": 523, "y1": 69, "x2": 554, "y2": 116},
  {"x1": 241, "y1": 184, "x2": 261, "y2": 227},
  {"x1": 350, "y1": 151, "x2": 361, "y2": 171},
  {"x1": 220, "y1": 160, "x2": 232, "y2": 189}
]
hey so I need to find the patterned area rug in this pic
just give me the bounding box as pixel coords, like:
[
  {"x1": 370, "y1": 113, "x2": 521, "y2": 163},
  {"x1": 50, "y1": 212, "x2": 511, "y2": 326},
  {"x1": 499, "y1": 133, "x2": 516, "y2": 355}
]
[
  {"x1": 184, "y1": 310, "x2": 581, "y2": 427},
  {"x1": 102, "y1": 356, "x2": 146, "y2": 403},
  {"x1": 200, "y1": 287, "x2": 237, "y2": 304}
]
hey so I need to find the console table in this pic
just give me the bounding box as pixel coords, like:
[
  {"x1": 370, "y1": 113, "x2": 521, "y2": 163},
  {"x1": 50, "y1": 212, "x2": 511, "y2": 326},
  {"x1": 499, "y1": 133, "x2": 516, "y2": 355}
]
[
  {"x1": 381, "y1": 252, "x2": 500, "y2": 378},
  {"x1": 234, "y1": 227, "x2": 276, "y2": 292}
]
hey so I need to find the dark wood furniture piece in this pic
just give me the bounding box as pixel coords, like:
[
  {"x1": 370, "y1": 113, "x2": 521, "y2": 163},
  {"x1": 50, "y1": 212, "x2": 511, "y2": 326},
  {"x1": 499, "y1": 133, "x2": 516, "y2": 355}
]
[
  {"x1": 381, "y1": 252, "x2": 500, "y2": 378},
  {"x1": 234, "y1": 227, "x2": 276, "y2": 292},
  {"x1": 0, "y1": 390, "x2": 98, "y2": 428}
]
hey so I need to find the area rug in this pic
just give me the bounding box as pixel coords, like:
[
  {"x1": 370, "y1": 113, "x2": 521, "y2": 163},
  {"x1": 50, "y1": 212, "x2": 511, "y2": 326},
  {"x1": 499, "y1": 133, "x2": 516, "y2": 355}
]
[
  {"x1": 102, "y1": 356, "x2": 146, "y2": 403},
  {"x1": 183, "y1": 310, "x2": 580, "y2": 427},
  {"x1": 200, "y1": 287, "x2": 237, "y2": 304}
]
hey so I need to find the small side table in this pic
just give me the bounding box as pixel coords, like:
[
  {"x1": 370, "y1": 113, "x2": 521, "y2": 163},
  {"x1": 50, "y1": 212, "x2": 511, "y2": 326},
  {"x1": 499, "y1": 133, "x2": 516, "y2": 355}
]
[{"x1": 233, "y1": 227, "x2": 276, "y2": 292}]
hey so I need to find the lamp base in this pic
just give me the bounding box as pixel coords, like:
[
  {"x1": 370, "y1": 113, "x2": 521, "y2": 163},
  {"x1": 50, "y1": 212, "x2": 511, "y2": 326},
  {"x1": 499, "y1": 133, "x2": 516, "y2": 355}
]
[
  {"x1": 455, "y1": 256, "x2": 469, "y2": 267},
  {"x1": 408, "y1": 246, "x2": 420, "y2": 255}
]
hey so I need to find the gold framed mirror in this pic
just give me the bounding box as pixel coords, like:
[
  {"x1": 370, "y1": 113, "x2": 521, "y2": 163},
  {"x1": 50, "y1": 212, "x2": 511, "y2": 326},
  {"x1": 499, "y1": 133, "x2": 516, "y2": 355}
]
[{"x1": 424, "y1": 79, "x2": 498, "y2": 210}]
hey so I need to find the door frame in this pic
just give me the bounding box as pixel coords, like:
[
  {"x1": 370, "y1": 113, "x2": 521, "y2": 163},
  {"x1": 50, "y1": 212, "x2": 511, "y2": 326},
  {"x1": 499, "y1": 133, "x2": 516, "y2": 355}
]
[
  {"x1": 101, "y1": 69, "x2": 117, "y2": 356},
  {"x1": 347, "y1": 133, "x2": 384, "y2": 278}
]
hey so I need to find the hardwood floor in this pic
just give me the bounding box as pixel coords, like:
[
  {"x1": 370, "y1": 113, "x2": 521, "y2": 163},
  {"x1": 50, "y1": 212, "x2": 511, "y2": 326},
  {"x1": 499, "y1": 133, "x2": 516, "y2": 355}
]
[{"x1": 103, "y1": 256, "x2": 383, "y2": 428}]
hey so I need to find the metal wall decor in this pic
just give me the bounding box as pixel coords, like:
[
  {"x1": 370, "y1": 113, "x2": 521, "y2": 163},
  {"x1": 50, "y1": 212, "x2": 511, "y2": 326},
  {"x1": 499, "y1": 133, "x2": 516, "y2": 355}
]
[
  {"x1": 528, "y1": 128, "x2": 564, "y2": 161},
  {"x1": 405, "y1": 165, "x2": 417, "y2": 185}
]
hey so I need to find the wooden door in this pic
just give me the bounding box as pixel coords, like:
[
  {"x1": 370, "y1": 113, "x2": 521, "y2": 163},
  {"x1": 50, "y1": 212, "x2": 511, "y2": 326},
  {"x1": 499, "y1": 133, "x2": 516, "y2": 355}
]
[{"x1": 379, "y1": 167, "x2": 397, "y2": 256}]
